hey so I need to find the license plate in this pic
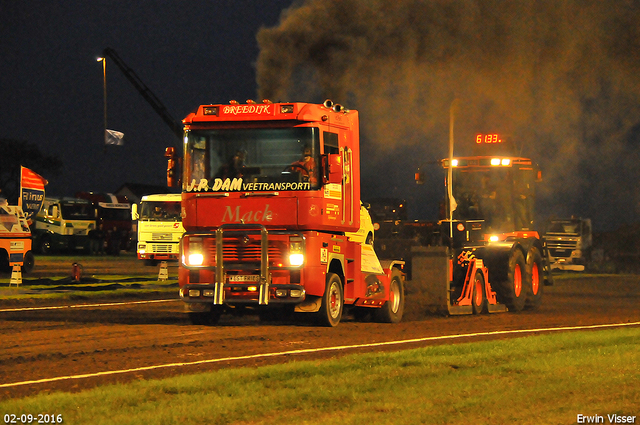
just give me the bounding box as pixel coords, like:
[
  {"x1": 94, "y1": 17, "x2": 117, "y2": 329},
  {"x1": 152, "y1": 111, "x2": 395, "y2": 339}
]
[{"x1": 228, "y1": 275, "x2": 260, "y2": 282}]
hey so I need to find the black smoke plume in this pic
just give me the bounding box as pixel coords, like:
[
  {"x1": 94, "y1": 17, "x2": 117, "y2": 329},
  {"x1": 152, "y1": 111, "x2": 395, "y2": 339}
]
[{"x1": 256, "y1": 0, "x2": 640, "y2": 230}]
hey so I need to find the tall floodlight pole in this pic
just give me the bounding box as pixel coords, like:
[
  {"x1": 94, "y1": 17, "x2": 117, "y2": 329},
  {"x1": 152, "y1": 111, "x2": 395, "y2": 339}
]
[
  {"x1": 97, "y1": 56, "x2": 107, "y2": 151},
  {"x1": 448, "y1": 99, "x2": 458, "y2": 239}
]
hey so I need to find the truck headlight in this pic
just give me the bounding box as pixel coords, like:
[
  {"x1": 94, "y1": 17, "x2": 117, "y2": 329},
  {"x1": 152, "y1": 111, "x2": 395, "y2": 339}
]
[
  {"x1": 289, "y1": 253, "x2": 304, "y2": 266},
  {"x1": 185, "y1": 237, "x2": 205, "y2": 266},
  {"x1": 289, "y1": 237, "x2": 304, "y2": 266},
  {"x1": 188, "y1": 253, "x2": 204, "y2": 266}
]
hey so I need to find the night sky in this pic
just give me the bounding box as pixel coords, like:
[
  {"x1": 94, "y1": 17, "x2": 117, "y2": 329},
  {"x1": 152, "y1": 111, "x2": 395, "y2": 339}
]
[
  {"x1": 2, "y1": 1, "x2": 640, "y2": 232},
  {"x1": 0, "y1": 0, "x2": 294, "y2": 198}
]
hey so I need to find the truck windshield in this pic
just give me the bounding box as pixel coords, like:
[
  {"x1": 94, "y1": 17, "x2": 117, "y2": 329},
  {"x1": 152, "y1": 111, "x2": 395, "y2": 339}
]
[
  {"x1": 60, "y1": 203, "x2": 95, "y2": 219},
  {"x1": 547, "y1": 221, "x2": 580, "y2": 234},
  {"x1": 140, "y1": 201, "x2": 181, "y2": 221},
  {"x1": 451, "y1": 168, "x2": 535, "y2": 232},
  {"x1": 99, "y1": 207, "x2": 131, "y2": 221},
  {"x1": 184, "y1": 127, "x2": 320, "y2": 193}
]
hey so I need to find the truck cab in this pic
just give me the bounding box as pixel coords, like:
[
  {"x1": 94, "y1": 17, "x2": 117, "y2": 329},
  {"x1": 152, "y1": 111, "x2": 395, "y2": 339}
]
[
  {"x1": 132, "y1": 193, "x2": 184, "y2": 263},
  {"x1": 544, "y1": 217, "x2": 592, "y2": 271},
  {"x1": 33, "y1": 197, "x2": 96, "y2": 254}
]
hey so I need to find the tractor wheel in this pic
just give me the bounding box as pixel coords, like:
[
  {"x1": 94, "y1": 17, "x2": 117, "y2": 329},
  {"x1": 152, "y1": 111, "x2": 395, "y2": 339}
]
[
  {"x1": 499, "y1": 250, "x2": 527, "y2": 312},
  {"x1": 471, "y1": 269, "x2": 488, "y2": 314},
  {"x1": 525, "y1": 247, "x2": 544, "y2": 310},
  {"x1": 375, "y1": 269, "x2": 405, "y2": 323},
  {"x1": 22, "y1": 251, "x2": 35, "y2": 274},
  {"x1": 317, "y1": 273, "x2": 344, "y2": 327}
]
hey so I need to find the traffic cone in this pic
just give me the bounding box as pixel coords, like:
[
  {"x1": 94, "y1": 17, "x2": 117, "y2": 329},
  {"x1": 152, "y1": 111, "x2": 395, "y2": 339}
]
[
  {"x1": 10, "y1": 264, "x2": 22, "y2": 287},
  {"x1": 158, "y1": 261, "x2": 169, "y2": 281}
]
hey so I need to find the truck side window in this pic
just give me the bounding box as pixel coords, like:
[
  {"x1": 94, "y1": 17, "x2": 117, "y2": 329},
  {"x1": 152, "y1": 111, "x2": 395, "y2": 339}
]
[{"x1": 323, "y1": 131, "x2": 339, "y2": 155}]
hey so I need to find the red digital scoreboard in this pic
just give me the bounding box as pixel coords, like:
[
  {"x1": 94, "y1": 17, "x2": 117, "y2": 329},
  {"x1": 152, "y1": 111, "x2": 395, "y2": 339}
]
[{"x1": 476, "y1": 134, "x2": 503, "y2": 144}]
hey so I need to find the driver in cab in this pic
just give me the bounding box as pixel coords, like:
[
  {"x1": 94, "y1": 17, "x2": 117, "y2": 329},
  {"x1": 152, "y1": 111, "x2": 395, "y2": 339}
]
[{"x1": 289, "y1": 145, "x2": 317, "y2": 184}]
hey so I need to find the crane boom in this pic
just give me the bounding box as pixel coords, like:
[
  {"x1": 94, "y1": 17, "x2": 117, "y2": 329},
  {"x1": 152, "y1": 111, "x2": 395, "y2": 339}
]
[{"x1": 102, "y1": 47, "x2": 183, "y2": 141}]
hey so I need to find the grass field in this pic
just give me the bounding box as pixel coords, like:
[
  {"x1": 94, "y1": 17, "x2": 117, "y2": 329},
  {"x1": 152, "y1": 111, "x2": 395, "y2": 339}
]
[{"x1": 1, "y1": 327, "x2": 637, "y2": 425}]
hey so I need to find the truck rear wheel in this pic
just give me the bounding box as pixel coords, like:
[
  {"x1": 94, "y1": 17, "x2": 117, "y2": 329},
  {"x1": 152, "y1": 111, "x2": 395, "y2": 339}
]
[
  {"x1": 499, "y1": 250, "x2": 527, "y2": 312},
  {"x1": 472, "y1": 269, "x2": 488, "y2": 314},
  {"x1": 318, "y1": 273, "x2": 343, "y2": 327},
  {"x1": 375, "y1": 269, "x2": 405, "y2": 323},
  {"x1": 525, "y1": 247, "x2": 544, "y2": 310}
]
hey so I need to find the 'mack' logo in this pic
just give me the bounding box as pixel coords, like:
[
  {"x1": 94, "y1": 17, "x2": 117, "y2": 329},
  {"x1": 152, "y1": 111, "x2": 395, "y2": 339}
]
[{"x1": 222, "y1": 204, "x2": 273, "y2": 223}]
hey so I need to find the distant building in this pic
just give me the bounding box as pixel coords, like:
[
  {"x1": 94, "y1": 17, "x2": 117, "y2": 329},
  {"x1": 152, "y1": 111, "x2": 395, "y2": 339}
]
[{"x1": 114, "y1": 183, "x2": 176, "y2": 205}]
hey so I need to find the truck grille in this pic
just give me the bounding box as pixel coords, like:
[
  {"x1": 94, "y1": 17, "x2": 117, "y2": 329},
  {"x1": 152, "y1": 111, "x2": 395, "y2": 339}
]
[
  {"x1": 152, "y1": 233, "x2": 172, "y2": 241},
  {"x1": 207, "y1": 238, "x2": 287, "y2": 266},
  {"x1": 153, "y1": 244, "x2": 174, "y2": 253},
  {"x1": 547, "y1": 239, "x2": 578, "y2": 258}
]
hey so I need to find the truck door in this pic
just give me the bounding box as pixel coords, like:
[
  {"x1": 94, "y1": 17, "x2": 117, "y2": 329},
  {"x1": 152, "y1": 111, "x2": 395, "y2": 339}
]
[{"x1": 324, "y1": 131, "x2": 355, "y2": 228}]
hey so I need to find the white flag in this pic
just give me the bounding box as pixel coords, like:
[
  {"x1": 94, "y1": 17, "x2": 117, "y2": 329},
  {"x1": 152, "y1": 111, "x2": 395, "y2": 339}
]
[{"x1": 105, "y1": 129, "x2": 124, "y2": 145}]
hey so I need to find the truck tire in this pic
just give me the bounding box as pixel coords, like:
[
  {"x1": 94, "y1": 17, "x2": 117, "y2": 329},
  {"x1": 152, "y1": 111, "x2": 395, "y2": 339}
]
[
  {"x1": 472, "y1": 269, "x2": 488, "y2": 314},
  {"x1": 498, "y1": 249, "x2": 527, "y2": 312},
  {"x1": 375, "y1": 269, "x2": 405, "y2": 323},
  {"x1": 22, "y1": 251, "x2": 35, "y2": 274},
  {"x1": 39, "y1": 235, "x2": 52, "y2": 255},
  {"x1": 0, "y1": 251, "x2": 9, "y2": 273},
  {"x1": 525, "y1": 247, "x2": 544, "y2": 310},
  {"x1": 318, "y1": 273, "x2": 343, "y2": 327}
]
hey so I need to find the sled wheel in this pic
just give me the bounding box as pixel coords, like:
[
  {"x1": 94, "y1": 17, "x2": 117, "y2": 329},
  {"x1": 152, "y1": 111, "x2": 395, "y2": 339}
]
[
  {"x1": 375, "y1": 269, "x2": 405, "y2": 323},
  {"x1": 501, "y1": 250, "x2": 527, "y2": 312},
  {"x1": 471, "y1": 269, "x2": 487, "y2": 314},
  {"x1": 318, "y1": 273, "x2": 343, "y2": 327},
  {"x1": 525, "y1": 247, "x2": 544, "y2": 310}
]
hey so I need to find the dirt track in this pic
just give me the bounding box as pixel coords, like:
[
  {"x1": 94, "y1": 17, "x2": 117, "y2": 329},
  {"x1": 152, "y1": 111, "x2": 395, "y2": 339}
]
[{"x1": 1, "y1": 254, "x2": 639, "y2": 400}]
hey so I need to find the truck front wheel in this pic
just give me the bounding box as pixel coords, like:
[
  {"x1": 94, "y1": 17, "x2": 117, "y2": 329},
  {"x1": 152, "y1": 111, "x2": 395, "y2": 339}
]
[
  {"x1": 318, "y1": 273, "x2": 344, "y2": 327},
  {"x1": 38, "y1": 235, "x2": 52, "y2": 255}
]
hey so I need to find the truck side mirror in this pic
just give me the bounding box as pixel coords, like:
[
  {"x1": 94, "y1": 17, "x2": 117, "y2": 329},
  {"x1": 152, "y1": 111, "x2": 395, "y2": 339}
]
[
  {"x1": 52, "y1": 205, "x2": 59, "y2": 218},
  {"x1": 165, "y1": 147, "x2": 181, "y2": 188},
  {"x1": 131, "y1": 203, "x2": 139, "y2": 220},
  {"x1": 322, "y1": 154, "x2": 343, "y2": 184}
]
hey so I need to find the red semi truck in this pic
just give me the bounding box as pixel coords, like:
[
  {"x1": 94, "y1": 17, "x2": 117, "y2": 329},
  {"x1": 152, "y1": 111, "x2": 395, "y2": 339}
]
[
  {"x1": 75, "y1": 192, "x2": 132, "y2": 254},
  {"x1": 166, "y1": 100, "x2": 405, "y2": 326}
]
